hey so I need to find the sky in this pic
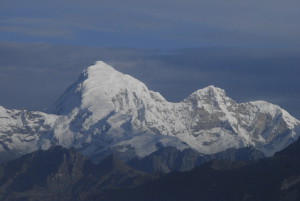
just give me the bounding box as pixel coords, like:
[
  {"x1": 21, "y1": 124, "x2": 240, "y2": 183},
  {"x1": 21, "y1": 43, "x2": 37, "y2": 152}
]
[{"x1": 0, "y1": 0, "x2": 300, "y2": 118}]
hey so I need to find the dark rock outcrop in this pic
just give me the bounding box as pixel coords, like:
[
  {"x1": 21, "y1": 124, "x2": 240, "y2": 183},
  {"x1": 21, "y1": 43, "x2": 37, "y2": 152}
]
[
  {"x1": 0, "y1": 146, "x2": 151, "y2": 201},
  {"x1": 128, "y1": 146, "x2": 265, "y2": 174}
]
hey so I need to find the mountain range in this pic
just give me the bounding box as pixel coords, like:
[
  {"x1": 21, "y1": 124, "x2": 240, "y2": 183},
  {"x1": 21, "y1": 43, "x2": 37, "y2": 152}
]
[
  {"x1": 0, "y1": 61, "x2": 299, "y2": 164},
  {"x1": 0, "y1": 135, "x2": 300, "y2": 201},
  {"x1": 1, "y1": 61, "x2": 300, "y2": 201}
]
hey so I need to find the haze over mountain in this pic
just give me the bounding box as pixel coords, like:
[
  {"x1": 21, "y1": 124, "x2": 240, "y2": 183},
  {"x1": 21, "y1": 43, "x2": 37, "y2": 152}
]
[{"x1": 0, "y1": 61, "x2": 299, "y2": 163}]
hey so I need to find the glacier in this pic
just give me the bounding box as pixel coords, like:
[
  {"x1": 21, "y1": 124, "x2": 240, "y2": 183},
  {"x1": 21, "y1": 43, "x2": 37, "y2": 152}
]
[{"x1": 0, "y1": 61, "x2": 299, "y2": 162}]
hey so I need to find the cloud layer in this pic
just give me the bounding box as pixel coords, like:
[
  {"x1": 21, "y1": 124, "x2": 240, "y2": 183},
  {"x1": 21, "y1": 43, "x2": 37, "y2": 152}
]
[{"x1": 1, "y1": 0, "x2": 300, "y2": 48}]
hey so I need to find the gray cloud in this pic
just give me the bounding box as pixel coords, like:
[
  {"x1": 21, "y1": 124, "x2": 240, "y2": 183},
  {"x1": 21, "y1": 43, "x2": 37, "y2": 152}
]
[{"x1": 1, "y1": 0, "x2": 300, "y2": 48}]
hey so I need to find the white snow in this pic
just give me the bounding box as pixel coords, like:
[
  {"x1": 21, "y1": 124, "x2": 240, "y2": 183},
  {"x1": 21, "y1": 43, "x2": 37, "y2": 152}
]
[{"x1": 0, "y1": 61, "x2": 299, "y2": 161}]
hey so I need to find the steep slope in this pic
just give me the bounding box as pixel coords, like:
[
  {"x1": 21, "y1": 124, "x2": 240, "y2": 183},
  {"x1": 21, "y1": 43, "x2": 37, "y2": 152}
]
[
  {"x1": 47, "y1": 61, "x2": 189, "y2": 162},
  {"x1": 0, "y1": 61, "x2": 299, "y2": 163},
  {"x1": 128, "y1": 147, "x2": 201, "y2": 173},
  {"x1": 99, "y1": 138, "x2": 300, "y2": 201},
  {"x1": 180, "y1": 87, "x2": 300, "y2": 156}
]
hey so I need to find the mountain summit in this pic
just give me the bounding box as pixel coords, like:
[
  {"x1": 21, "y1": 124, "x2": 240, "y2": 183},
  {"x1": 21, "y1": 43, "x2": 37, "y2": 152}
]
[
  {"x1": 51, "y1": 61, "x2": 154, "y2": 116},
  {"x1": 0, "y1": 61, "x2": 299, "y2": 162}
]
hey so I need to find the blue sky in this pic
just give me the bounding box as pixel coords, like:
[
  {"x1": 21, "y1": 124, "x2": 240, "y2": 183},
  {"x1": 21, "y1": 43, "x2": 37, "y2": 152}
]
[{"x1": 0, "y1": 0, "x2": 300, "y2": 118}]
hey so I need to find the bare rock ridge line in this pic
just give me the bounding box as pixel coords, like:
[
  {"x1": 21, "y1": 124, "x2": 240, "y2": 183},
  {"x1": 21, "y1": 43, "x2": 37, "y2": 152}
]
[{"x1": 0, "y1": 61, "x2": 299, "y2": 163}]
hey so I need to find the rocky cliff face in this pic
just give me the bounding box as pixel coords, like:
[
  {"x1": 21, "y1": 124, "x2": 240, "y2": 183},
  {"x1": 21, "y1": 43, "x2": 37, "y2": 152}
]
[
  {"x1": 0, "y1": 61, "x2": 299, "y2": 162},
  {"x1": 128, "y1": 146, "x2": 265, "y2": 174}
]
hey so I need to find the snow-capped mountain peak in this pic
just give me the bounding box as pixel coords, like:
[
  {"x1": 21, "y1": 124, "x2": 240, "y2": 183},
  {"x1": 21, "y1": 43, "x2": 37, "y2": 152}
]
[
  {"x1": 195, "y1": 85, "x2": 226, "y2": 95},
  {"x1": 0, "y1": 61, "x2": 299, "y2": 162},
  {"x1": 80, "y1": 61, "x2": 149, "y2": 119},
  {"x1": 50, "y1": 61, "x2": 150, "y2": 116}
]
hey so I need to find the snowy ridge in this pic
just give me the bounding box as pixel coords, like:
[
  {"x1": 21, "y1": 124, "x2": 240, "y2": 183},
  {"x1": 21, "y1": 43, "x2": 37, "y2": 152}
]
[
  {"x1": 0, "y1": 106, "x2": 58, "y2": 161},
  {"x1": 0, "y1": 61, "x2": 299, "y2": 162}
]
